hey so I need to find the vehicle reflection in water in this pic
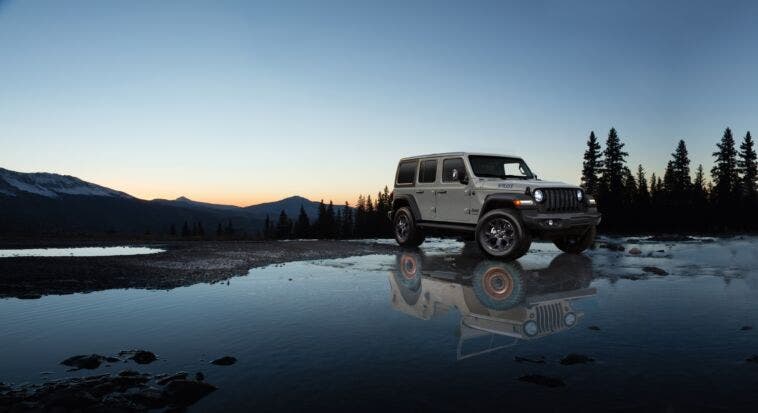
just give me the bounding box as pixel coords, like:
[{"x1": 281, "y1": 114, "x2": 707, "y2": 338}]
[{"x1": 389, "y1": 250, "x2": 596, "y2": 360}]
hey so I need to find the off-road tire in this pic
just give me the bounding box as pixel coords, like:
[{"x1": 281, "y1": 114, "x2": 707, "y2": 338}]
[
  {"x1": 475, "y1": 209, "x2": 531, "y2": 260},
  {"x1": 553, "y1": 225, "x2": 596, "y2": 254},
  {"x1": 393, "y1": 207, "x2": 425, "y2": 247}
]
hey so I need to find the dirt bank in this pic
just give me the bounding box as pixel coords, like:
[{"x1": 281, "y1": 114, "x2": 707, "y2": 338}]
[{"x1": 0, "y1": 240, "x2": 397, "y2": 299}]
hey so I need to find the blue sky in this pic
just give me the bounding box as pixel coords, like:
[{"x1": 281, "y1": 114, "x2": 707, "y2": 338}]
[{"x1": 2, "y1": 0, "x2": 757, "y2": 205}]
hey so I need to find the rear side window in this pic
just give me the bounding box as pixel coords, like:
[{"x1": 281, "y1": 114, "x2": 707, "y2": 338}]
[
  {"x1": 418, "y1": 159, "x2": 437, "y2": 183},
  {"x1": 396, "y1": 161, "x2": 417, "y2": 185},
  {"x1": 442, "y1": 158, "x2": 466, "y2": 182}
]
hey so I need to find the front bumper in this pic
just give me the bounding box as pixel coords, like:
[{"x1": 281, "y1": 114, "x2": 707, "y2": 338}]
[{"x1": 521, "y1": 209, "x2": 601, "y2": 231}]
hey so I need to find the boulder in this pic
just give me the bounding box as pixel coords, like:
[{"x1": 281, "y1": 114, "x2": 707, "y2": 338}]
[{"x1": 210, "y1": 356, "x2": 237, "y2": 366}]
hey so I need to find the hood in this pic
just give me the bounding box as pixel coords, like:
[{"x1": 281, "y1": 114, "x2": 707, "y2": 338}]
[{"x1": 474, "y1": 178, "x2": 578, "y2": 192}]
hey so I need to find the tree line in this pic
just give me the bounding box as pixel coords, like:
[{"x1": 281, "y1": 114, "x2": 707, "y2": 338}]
[
  {"x1": 581, "y1": 127, "x2": 756, "y2": 233},
  {"x1": 259, "y1": 187, "x2": 394, "y2": 239}
]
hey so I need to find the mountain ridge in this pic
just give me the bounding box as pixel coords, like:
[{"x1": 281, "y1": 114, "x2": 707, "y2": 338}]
[{"x1": 0, "y1": 167, "x2": 349, "y2": 235}]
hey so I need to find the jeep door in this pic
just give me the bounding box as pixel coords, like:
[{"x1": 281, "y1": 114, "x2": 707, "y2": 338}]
[
  {"x1": 414, "y1": 158, "x2": 439, "y2": 220},
  {"x1": 435, "y1": 157, "x2": 472, "y2": 223}
]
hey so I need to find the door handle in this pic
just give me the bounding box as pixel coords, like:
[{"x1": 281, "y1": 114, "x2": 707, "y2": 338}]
[
  {"x1": 436, "y1": 189, "x2": 447, "y2": 194},
  {"x1": 415, "y1": 190, "x2": 424, "y2": 194}
]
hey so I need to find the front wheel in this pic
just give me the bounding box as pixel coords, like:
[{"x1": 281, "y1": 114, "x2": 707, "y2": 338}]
[
  {"x1": 553, "y1": 225, "x2": 596, "y2": 254},
  {"x1": 393, "y1": 207, "x2": 425, "y2": 247},
  {"x1": 475, "y1": 209, "x2": 531, "y2": 260}
]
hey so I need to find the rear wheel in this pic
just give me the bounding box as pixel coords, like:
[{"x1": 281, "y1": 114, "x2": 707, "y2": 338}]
[
  {"x1": 475, "y1": 209, "x2": 531, "y2": 260},
  {"x1": 393, "y1": 207, "x2": 425, "y2": 247},
  {"x1": 553, "y1": 225, "x2": 596, "y2": 254}
]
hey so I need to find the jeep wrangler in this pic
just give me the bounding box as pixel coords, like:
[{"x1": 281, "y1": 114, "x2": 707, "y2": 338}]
[{"x1": 390, "y1": 152, "x2": 601, "y2": 260}]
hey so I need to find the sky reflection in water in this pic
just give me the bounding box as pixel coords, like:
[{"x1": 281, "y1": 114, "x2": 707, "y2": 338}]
[{"x1": 1, "y1": 239, "x2": 758, "y2": 411}]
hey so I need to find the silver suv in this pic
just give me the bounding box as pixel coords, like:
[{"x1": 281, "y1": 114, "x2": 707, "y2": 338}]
[{"x1": 390, "y1": 152, "x2": 601, "y2": 260}]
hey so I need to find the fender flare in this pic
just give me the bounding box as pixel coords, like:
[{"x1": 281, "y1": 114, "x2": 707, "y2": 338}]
[{"x1": 392, "y1": 194, "x2": 422, "y2": 221}]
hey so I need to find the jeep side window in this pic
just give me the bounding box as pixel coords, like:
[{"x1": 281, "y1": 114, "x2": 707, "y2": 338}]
[
  {"x1": 396, "y1": 160, "x2": 417, "y2": 185},
  {"x1": 442, "y1": 158, "x2": 466, "y2": 183},
  {"x1": 418, "y1": 159, "x2": 437, "y2": 183}
]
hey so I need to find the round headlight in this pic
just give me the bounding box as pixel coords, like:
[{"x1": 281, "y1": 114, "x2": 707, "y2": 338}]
[
  {"x1": 533, "y1": 189, "x2": 544, "y2": 203},
  {"x1": 523, "y1": 320, "x2": 539, "y2": 336},
  {"x1": 564, "y1": 312, "x2": 577, "y2": 326},
  {"x1": 576, "y1": 190, "x2": 583, "y2": 201}
]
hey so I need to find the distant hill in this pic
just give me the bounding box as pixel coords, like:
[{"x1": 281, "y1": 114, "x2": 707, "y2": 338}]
[{"x1": 0, "y1": 167, "x2": 343, "y2": 236}]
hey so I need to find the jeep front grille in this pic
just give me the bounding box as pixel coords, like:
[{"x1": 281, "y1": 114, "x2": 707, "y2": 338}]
[
  {"x1": 535, "y1": 302, "x2": 564, "y2": 333},
  {"x1": 543, "y1": 188, "x2": 583, "y2": 212}
]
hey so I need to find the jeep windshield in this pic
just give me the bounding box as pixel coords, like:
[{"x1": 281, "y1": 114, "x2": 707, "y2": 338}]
[{"x1": 468, "y1": 155, "x2": 534, "y2": 180}]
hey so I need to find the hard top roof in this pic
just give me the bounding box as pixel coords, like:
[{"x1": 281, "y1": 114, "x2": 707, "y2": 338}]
[{"x1": 398, "y1": 152, "x2": 522, "y2": 162}]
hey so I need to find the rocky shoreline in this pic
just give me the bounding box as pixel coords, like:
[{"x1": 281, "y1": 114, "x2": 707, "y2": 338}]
[
  {"x1": 0, "y1": 240, "x2": 398, "y2": 299},
  {"x1": 0, "y1": 349, "x2": 223, "y2": 412}
]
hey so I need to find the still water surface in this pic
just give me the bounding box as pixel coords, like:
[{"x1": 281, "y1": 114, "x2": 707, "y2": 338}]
[
  {"x1": 0, "y1": 246, "x2": 164, "y2": 257},
  {"x1": 1, "y1": 239, "x2": 758, "y2": 411}
]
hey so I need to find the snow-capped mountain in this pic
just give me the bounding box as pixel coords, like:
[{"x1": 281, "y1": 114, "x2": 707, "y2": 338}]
[{"x1": 0, "y1": 168, "x2": 132, "y2": 199}]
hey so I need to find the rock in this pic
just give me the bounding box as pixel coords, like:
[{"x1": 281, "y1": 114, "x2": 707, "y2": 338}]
[
  {"x1": 211, "y1": 356, "x2": 237, "y2": 366},
  {"x1": 0, "y1": 371, "x2": 217, "y2": 411},
  {"x1": 656, "y1": 249, "x2": 665, "y2": 253},
  {"x1": 17, "y1": 293, "x2": 42, "y2": 300},
  {"x1": 642, "y1": 266, "x2": 668, "y2": 276},
  {"x1": 746, "y1": 355, "x2": 758, "y2": 363},
  {"x1": 195, "y1": 372, "x2": 205, "y2": 382},
  {"x1": 741, "y1": 326, "x2": 753, "y2": 331},
  {"x1": 560, "y1": 353, "x2": 595, "y2": 365},
  {"x1": 514, "y1": 355, "x2": 545, "y2": 364},
  {"x1": 163, "y1": 379, "x2": 217, "y2": 406},
  {"x1": 120, "y1": 350, "x2": 157, "y2": 364},
  {"x1": 601, "y1": 242, "x2": 625, "y2": 252},
  {"x1": 61, "y1": 355, "x2": 109, "y2": 370},
  {"x1": 157, "y1": 372, "x2": 188, "y2": 385},
  {"x1": 621, "y1": 274, "x2": 643, "y2": 281},
  {"x1": 628, "y1": 247, "x2": 642, "y2": 255},
  {"x1": 587, "y1": 325, "x2": 601, "y2": 331},
  {"x1": 518, "y1": 374, "x2": 565, "y2": 388}
]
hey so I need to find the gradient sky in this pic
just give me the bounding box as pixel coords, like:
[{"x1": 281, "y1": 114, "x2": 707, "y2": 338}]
[{"x1": 2, "y1": 0, "x2": 758, "y2": 206}]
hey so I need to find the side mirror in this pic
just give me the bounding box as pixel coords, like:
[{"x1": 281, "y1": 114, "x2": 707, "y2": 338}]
[{"x1": 452, "y1": 168, "x2": 469, "y2": 185}]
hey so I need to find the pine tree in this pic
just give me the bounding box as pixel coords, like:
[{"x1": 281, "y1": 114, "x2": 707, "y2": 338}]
[
  {"x1": 711, "y1": 127, "x2": 740, "y2": 205},
  {"x1": 365, "y1": 195, "x2": 375, "y2": 237},
  {"x1": 216, "y1": 223, "x2": 223, "y2": 237},
  {"x1": 649, "y1": 172, "x2": 658, "y2": 204},
  {"x1": 326, "y1": 201, "x2": 336, "y2": 239},
  {"x1": 181, "y1": 221, "x2": 190, "y2": 237},
  {"x1": 581, "y1": 131, "x2": 603, "y2": 195},
  {"x1": 294, "y1": 205, "x2": 310, "y2": 238},
  {"x1": 315, "y1": 200, "x2": 327, "y2": 238},
  {"x1": 341, "y1": 201, "x2": 354, "y2": 238},
  {"x1": 636, "y1": 165, "x2": 650, "y2": 205},
  {"x1": 670, "y1": 140, "x2": 691, "y2": 201},
  {"x1": 737, "y1": 131, "x2": 757, "y2": 200},
  {"x1": 598, "y1": 128, "x2": 629, "y2": 222},
  {"x1": 197, "y1": 222, "x2": 205, "y2": 237},
  {"x1": 225, "y1": 219, "x2": 235, "y2": 236},
  {"x1": 276, "y1": 210, "x2": 291, "y2": 239},
  {"x1": 693, "y1": 164, "x2": 707, "y2": 205},
  {"x1": 622, "y1": 166, "x2": 637, "y2": 205},
  {"x1": 169, "y1": 224, "x2": 177, "y2": 236},
  {"x1": 354, "y1": 195, "x2": 366, "y2": 237}
]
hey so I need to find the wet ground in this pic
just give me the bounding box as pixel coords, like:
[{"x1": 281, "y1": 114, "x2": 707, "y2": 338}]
[{"x1": 1, "y1": 237, "x2": 758, "y2": 411}]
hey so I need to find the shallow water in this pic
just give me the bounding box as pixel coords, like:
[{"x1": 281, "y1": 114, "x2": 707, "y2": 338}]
[
  {"x1": 1, "y1": 238, "x2": 758, "y2": 411},
  {"x1": 0, "y1": 246, "x2": 164, "y2": 257}
]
